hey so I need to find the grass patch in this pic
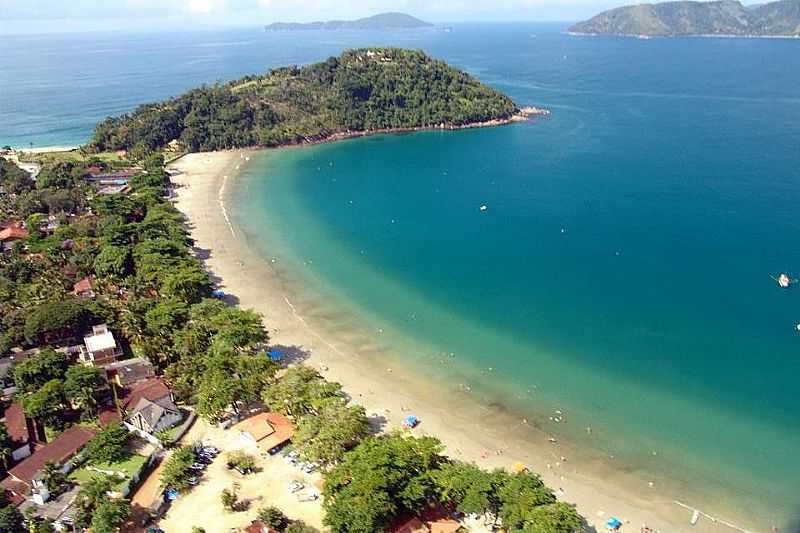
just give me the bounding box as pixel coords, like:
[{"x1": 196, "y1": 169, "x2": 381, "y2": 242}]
[
  {"x1": 17, "y1": 149, "x2": 127, "y2": 167},
  {"x1": 70, "y1": 453, "x2": 149, "y2": 491}
]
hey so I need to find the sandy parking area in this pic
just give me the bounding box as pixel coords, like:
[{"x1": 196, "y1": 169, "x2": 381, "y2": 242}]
[{"x1": 155, "y1": 418, "x2": 324, "y2": 533}]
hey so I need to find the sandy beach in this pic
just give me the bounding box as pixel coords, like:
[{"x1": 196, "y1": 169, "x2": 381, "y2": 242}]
[{"x1": 169, "y1": 150, "x2": 755, "y2": 533}]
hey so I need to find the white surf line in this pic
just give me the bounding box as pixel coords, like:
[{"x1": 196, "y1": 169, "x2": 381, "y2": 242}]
[
  {"x1": 282, "y1": 295, "x2": 349, "y2": 359},
  {"x1": 218, "y1": 173, "x2": 236, "y2": 239},
  {"x1": 673, "y1": 501, "x2": 757, "y2": 533}
]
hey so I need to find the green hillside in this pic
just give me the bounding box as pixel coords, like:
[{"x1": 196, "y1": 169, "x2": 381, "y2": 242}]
[{"x1": 90, "y1": 48, "x2": 518, "y2": 156}]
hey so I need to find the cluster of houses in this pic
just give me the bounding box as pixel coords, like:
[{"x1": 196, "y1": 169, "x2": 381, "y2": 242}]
[{"x1": 0, "y1": 320, "x2": 182, "y2": 509}]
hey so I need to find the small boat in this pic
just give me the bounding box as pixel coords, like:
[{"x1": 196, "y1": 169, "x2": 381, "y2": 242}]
[
  {"x1": 480, "y1": 205, "x2": 488, "y2": 211},
  {"x1": 690, "y1": 509, "x2": 700, "y2": 525},
  {"x1": 777, "y1": 273, "x2": 792, "y2": 288}
]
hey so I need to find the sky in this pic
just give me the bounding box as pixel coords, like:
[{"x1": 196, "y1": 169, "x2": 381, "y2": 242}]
[{"x1": 0, "y1": 0, "x2": 638, "y2": 34}]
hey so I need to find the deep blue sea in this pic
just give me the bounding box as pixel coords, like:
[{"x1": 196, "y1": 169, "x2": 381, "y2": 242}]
[{"x1": 3, "y1": 24, "x2": 800, "y2": 529}]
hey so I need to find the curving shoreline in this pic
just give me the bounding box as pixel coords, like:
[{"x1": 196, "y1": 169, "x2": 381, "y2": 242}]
[{"x1": 169, "y1": 149, "x2": 754, "y2": 533}]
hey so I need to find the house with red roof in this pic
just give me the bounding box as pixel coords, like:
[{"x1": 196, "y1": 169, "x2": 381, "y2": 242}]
[
  {"x1": 0, "y1": 225, "x2": 28, "y2": 253},
  {"x1": 0, "y1": 425, "x2": 96, "y2": 504},
  {"x1": 72, "y1": 276, "x2": 95, "y2": 300},
  {"x1": 118, "y1": 378, "x2": 181, "y2": 436},
  {"x1": 233, "y1": 412, "x2": 295, "y2": 455},
  {"x1": 2, "y1": 402, "x2": 33, "y2": 462}
]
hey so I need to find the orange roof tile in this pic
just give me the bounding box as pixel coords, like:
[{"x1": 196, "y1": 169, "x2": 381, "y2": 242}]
[
  {"x1": 3, "y1": 402, "x2": 29, "y2": 445},
  {"x1": 0, "y1": 227, "x2": 28, "y2": 241},
  {"x1": 233, "y1": 412, "x2": 295, "y2": 453}
]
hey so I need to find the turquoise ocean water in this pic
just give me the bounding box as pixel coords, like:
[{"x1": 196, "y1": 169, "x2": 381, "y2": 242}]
[{"x1": 3, "y1": 23, "x2": 799, "y2": 528}]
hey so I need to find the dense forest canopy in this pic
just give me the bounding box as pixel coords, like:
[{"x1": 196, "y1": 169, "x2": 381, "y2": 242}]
[{"x1": 90, "y1": 48, "x2": 518, "y2": 155}]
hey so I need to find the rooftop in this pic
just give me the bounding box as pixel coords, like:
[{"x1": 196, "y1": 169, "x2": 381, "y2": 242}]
[
  {"x1": 72, "y1": 276, "x2": 94, "y2": 295},
  {"x1": 3, "y1": 425, "x2": 96, "y2": 486},
  {"x1": 233, "y1": 412, "x2": 295, "y2": 453},
  {"x1": 84, "y1": 324, "x2": 117, "y2": 353},
  {"x1": 0, "y1": 227, "x2": 28, "y2": 242},
  {"x1": 120, "y1": 378, "x2": 172, "y2": 411},
  {"x1": 3, "y1": 402, "x2": 29, "y2": 445}
]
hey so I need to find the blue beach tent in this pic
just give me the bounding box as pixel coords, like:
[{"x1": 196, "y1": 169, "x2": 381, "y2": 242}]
[
  {"x1": 267, "y1": 349, "x2": 283, "y2": 361},
  {"x1": 606, "y1": 517, "x2": 622, "y2": 531},
  {"x1": 403, "y1": 415, "x2": 419, "y2": 428}
]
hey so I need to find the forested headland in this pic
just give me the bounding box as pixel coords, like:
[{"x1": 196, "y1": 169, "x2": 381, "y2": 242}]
[{"x1": 90, "y1": 48, "x2": 520, "y2": 157}]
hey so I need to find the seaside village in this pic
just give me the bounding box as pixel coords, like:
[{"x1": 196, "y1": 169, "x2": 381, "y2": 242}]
[{"x1": 0, "y1": 147, "x2": 591, "y2": 533}]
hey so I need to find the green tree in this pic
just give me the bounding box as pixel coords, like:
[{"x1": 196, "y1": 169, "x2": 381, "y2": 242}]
[
  {"x1": 160, "y1": 446, "x2": 196, "y2": 490},
  {"x1": 23, "y1": 299, "x2": 91, "y2": 344},
  {"x1": 294, "y1": 403, "x2": 370, "y2": 466},
  {"x1": 262, "y1": 365, "x2": 342, "y2": 418},
  {"x1": 323, "y1": 434, "x2": 444, "y2": 533},
  {"x1": 74, "y1": 475, "x2": 114, "y2": 528},
  {"x1": 23, "y1": 379, "x2": 65, "y2": 430},
  {"x1": 83, "y1": 424, "x2": 130, "y2": 465},
  {"x1": 191, "y1": 528, "x2": 207, "y2": 533},
  {"x1": 12, "y1": 348, "x2": 68, "y2": 393},
  {"x1": 0, "y1": 503, "x2": 24, "y2": 533},
  {"x1": 497, "y1": 472, "x2": 557, "y2": 531},
  {"x1": 40, "y1": 461, "x2": 69, "y2": 496},
  {"x1": 196, "y1": 351, "x2": 277, "y2": 422},
  {"x1": 93, "y1": 245, "x2": 133, "y2": 278},
  {"x1": 220, "y1": 488, "x2": 238, "y2": 512},
  {"x1": 257, "y1": 506, "x2": 289, "y2": 530},
  {"x1": 432, "y1": 463, "x2": 505, "y2": 520},
  {"x1": 89, "y1": 499, "x2": 131, "y2": 533},
  {"x1": 160, "y1": 264, "x2": 211, "y2": 304},
  {"x1": 64, "y1": 364, "x2": 105, "y2": 418},
  {"x1": 518, "y1": 502, "x2": 583, "y2": 533},
  {"x1": 0, "y1": 423, "x2": 12, "y2": 471}
]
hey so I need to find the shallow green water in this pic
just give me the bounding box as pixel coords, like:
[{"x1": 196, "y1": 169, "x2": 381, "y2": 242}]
[{"x1": 230, "y1": 27, "x2": 800, "y2": 528}]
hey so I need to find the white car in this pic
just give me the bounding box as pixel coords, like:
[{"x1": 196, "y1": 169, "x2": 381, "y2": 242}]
[{"x1": 287, "y1": 481, "x2": 304, "y2": 493}]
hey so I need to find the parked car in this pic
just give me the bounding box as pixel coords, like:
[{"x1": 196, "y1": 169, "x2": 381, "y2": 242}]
[
  {"x1": 287, "y1": 481, "x2": 304, "y2": 493},
  {"x1": 188, "y1": 477, "x2": 200, "y2": 486},
  {"x1": 301, "y1": 462, "x2": 316, "y2": 474}
]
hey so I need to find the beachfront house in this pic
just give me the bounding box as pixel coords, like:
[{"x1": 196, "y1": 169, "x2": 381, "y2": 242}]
[
  {"x1": 79, "y1": 324, "x2": 122, "y2": 366},
  {"x1": 119, "y1": 378, "x2": 181, "y2": 437},
  {"x1": 0, "y1": 425, "x2": 96, "y2": 505},
  {"x1": 233, "y1": 412, "x2": 295, "y2": 455}
]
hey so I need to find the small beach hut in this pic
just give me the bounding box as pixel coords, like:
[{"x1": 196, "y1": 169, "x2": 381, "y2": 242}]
[
  {"x1": 403, "y1": 415, "x2": 419, "y2": 429},
  {"x1": 606, "y1": 517, "x2": 622, "y2": 531}
]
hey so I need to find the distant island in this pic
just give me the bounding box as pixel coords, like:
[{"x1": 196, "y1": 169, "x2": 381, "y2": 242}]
[
  {"x1": 569, "y1": 0, "x2": 800, "y2": 37},
  {"x1": 91, "y1": 48, "x2": 540, "y2": 156},
  {"x1": 264, "y1": 12, "x2": 433, "y2": 31}
]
